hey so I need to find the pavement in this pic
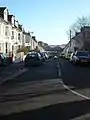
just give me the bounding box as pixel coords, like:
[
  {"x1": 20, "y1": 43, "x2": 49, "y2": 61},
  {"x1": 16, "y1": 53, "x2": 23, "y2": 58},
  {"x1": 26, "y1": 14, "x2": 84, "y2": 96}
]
[
  {"x1": 0, "y1": 62, "x2": 26, "y2": 85},
  {"x1": 0, "y1": 58, "x2": 90, "y2": 119}
]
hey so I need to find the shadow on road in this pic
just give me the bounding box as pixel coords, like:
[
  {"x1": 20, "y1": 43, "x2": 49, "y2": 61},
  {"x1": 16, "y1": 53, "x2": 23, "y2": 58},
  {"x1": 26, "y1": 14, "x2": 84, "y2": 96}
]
[
  {"x1": 60, "y1": 58, "x2": 90, "y2": 89},
  {"x1": 0, "y1": 59, "x2": 59, "y2": 88},
  {"x1": 0, "y1": 99, "x2": 90, "y2": 120}
]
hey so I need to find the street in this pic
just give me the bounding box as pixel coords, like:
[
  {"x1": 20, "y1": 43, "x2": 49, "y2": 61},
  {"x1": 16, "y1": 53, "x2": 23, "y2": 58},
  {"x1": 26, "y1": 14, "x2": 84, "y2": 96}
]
[{"x1": 0, "y1": 58, "x2": 90, "y2": 120}]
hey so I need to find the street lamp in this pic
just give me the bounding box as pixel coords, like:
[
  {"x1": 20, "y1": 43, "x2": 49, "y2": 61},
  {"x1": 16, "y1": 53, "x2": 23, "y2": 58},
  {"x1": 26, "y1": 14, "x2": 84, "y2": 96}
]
[
  {"x1": 5, "y1": 41, "x2": 8, "y2": 53},
  {"x1": 69, "y1": 30, "x2": 72, "y2": 47}
]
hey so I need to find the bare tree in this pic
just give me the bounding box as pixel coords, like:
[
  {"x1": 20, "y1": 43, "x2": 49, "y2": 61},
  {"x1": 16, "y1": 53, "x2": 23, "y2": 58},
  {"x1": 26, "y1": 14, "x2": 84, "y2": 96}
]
[
  {"x1": 66, "y1": 16, "x2": 90, "y2": 51},
  {"x1": 69, "y1": 16, "x2": 90, "y2": 37}
]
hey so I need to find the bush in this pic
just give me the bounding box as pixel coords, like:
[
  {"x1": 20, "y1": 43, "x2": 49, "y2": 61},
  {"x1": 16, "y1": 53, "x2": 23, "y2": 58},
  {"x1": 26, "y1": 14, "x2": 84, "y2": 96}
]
[{"x1": 17, "y1": 46, "x2": 30, "y2": 55}]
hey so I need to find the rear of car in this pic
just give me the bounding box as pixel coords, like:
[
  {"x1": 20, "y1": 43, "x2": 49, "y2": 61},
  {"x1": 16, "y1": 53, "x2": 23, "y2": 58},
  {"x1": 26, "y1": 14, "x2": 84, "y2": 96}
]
[
  {"x1": 54, "y1": 56, "x2": 58, "y2": 59},
  {"x1": 0, "y1": 53, "x2": 8, "y2": 66},
  {"x1": 39, "y1": 52, "x2": 46, "y2": 62},
  {"x1": 25, "y1": 52, "x2": 43, "y2": 67},
  {"x1": 72, "y1": 51, "x2": 90, "y2": 65},
  {"x1": 43, "y1": 52, "x2": 49, "y2": 60}
]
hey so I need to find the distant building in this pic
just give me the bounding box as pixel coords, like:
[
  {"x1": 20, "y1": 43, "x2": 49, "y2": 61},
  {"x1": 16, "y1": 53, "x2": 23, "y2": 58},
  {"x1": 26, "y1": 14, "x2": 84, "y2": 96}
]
[
  {"x1": 23, "y1": 31, "x2": 32, "y2": 49},
  {"x1": 0, "y1": 6, "x2": 45, "y2": 60},
  {"x1": 31, "y1": 36, "x2": 38, "y2": 50}
]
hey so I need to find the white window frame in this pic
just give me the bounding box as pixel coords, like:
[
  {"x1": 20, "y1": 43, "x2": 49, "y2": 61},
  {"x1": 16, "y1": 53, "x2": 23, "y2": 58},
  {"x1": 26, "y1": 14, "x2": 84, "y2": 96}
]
[{"x1": 5, "y1": 26, "x2": 9, "y2": 36}]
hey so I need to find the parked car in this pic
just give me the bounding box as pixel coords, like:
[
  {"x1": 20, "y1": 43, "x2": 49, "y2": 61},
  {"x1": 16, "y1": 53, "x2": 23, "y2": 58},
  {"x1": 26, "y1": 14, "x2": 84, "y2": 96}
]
[
  {"x1": 43, "y1": 52, "x2": 49, "y2": 60},
  {"x1": 48, "y1": 55, "x2": 53, "y2": 59},
  {"x1": 5, "y1": 53, "x2": 13, "y2": 64},
  {"x1": 24, "y1": 52, "x2": 43, "y2": 67},
  {"x1": 54, "y1": 56, "x2": 58, "y2": 59},
  {"x1": 72, "y1": 51, "x2": 90, "y2": 65},
  {"x1": 0, "y1": 53, "x2": 10, "y2": 66},
  {"x1": 60, "y1": 53, "x2": 65, "y2": 58},
  {"x1": 39, "y1": 52, "x2": 46, "y2": 62}
]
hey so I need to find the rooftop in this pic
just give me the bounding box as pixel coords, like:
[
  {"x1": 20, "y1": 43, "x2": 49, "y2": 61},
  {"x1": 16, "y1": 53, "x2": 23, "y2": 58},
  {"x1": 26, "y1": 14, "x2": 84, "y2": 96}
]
[
  {"x1": 0, "y1": 7, "x2": 6, "y2": 13},
  {"x1": 0, "y1": 7, "x2": 6, "y2": 18}
]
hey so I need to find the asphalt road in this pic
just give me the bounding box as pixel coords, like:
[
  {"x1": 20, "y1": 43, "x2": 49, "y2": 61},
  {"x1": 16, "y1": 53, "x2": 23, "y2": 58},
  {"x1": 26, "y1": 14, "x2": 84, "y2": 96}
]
[
  {"x1": 1, "y1": 58, "x2": 90, "y2": 120},
  {"x1": 1, "y1": 58, "x2": 58, "y2": 85},
  {"x1": 59, "y1": 58, "x2": 90, "y2": 88}
]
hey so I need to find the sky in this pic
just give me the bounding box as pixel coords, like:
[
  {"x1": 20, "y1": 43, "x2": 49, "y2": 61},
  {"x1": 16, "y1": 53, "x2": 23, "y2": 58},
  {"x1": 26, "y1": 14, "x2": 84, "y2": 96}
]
[{"x1": 1, "y1": 0, "x2": 90, "y2": 45}]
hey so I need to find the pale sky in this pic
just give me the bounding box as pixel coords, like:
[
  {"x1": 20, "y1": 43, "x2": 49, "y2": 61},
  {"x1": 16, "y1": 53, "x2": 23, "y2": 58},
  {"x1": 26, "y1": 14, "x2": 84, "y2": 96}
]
[{"x1": 1, "y1": 0, "x2": 90, "y2": 45}]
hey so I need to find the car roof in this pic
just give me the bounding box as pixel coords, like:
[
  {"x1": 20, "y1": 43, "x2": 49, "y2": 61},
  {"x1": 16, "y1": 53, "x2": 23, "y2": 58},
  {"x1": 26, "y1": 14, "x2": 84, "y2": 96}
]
[{"x1": 76, "y1": 51, "x2": 89, "y2": 53}]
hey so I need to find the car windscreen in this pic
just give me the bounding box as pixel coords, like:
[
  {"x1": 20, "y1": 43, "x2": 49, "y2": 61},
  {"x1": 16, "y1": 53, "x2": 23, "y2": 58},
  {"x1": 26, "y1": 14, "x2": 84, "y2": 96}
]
[{"x1": 77, "y1": 52, "x2": 90, "y2": 56}]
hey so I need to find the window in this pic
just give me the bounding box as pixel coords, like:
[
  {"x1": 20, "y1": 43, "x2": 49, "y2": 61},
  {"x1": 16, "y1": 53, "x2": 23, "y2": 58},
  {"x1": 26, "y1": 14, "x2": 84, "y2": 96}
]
[
  {"x1": 77, "y1": 51, "x2": 90, "y2": 56},
  {"x1": 5, "y1": 26, "x2": 8, "y2": 36},
  {"x1": 18, "y1": 33, "x2": 20, "y2": 40},
  {"x1": 12, "y1": 31, "x2": 14, "y2": 39}
]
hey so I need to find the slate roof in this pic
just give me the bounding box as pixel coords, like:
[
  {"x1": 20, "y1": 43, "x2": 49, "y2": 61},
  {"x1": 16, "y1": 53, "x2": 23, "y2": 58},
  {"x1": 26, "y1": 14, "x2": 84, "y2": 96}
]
[{"x1": 0, "y1": 7, "x2": 6, "y2": 18}]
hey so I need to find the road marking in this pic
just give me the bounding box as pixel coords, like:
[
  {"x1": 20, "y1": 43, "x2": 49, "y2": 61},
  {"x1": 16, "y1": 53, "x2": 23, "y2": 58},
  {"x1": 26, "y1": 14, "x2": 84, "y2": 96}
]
[
  {"x1": 60, "y1": 80, "x2": 90, "y2": 100},
  {"x1": 58, "y1": 69, "x2": 61, "y2": 77},
  {"x1": 58, "y1": 60, "x2": 90, "y2": 99},
  {"x1": 57, "y1": 62, "x2": 61, "y2": 77}
]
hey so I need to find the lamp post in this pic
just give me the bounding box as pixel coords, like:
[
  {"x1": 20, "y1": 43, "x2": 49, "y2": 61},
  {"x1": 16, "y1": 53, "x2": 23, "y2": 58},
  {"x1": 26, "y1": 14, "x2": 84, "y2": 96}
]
[
  {"x1": 5, "y1": 41, "x2": 8, "y2": 54},
  {"x1": 70, "y1": 30, "x2": 72, "y2": 47}
]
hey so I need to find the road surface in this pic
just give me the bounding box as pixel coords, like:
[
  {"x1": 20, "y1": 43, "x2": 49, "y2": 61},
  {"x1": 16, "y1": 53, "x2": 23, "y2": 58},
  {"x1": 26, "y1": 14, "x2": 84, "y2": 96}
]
[{"x1": 0, "y1": 58, "x2": 90, "y2": 120}]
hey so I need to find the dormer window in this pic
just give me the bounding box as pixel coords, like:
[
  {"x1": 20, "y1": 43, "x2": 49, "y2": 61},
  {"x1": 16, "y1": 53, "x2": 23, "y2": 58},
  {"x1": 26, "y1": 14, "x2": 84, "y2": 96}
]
[{"x1": 4, "y1": 9, "x2": 8, "y2": 21}]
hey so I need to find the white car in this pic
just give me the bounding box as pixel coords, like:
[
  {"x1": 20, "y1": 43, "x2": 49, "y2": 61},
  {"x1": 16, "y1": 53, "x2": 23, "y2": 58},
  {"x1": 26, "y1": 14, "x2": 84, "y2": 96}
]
[{"x1": 54, "y1": 56, "x2": 58, "y2": 59}]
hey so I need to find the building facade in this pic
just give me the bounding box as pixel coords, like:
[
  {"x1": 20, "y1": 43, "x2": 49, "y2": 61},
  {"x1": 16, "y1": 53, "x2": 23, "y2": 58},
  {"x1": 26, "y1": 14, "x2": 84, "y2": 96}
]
[
  {"x1": 0, "y1": 8, "x2": 12, "y2": 54},
  {"x1": 31, "y1": 36, "x2": 38, "y2": 50},
  {"x1": 0, "y1": 7, "x2": 23, "y2": 56},
  {"x1": 0, "y1": 7, "x2": 44, "y2": 60}
]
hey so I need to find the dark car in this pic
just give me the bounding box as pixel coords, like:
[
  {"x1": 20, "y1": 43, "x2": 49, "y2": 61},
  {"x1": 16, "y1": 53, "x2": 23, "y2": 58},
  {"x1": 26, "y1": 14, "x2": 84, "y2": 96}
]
[
  {"x1": 0, "y1": 53, "x2": 10, "y2": 66},
  {"x1": 24, "y1": 52, "x2": 43, "y2": 67},
  {"x1": 53, "y1": 56, "x2": 58, "y2": 59},
  {"x1": 42, "y1": 52, "x2": 48, "y2": 60},
  {"x1": 60, "y1": 53, "x2": 65, "y2": 58},
  {"x1": 39, "y1": 52, "x2": 46, "y2": 62},
  {"x1": 72, "y1": 51, "x2": 90, "y2": 65}
]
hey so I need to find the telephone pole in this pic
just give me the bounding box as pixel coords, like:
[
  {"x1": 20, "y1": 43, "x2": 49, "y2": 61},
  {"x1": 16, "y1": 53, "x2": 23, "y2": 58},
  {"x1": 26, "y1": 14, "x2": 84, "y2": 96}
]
[{"x1": 70, "y1": 30, "x2": 72, "y2": 47}]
